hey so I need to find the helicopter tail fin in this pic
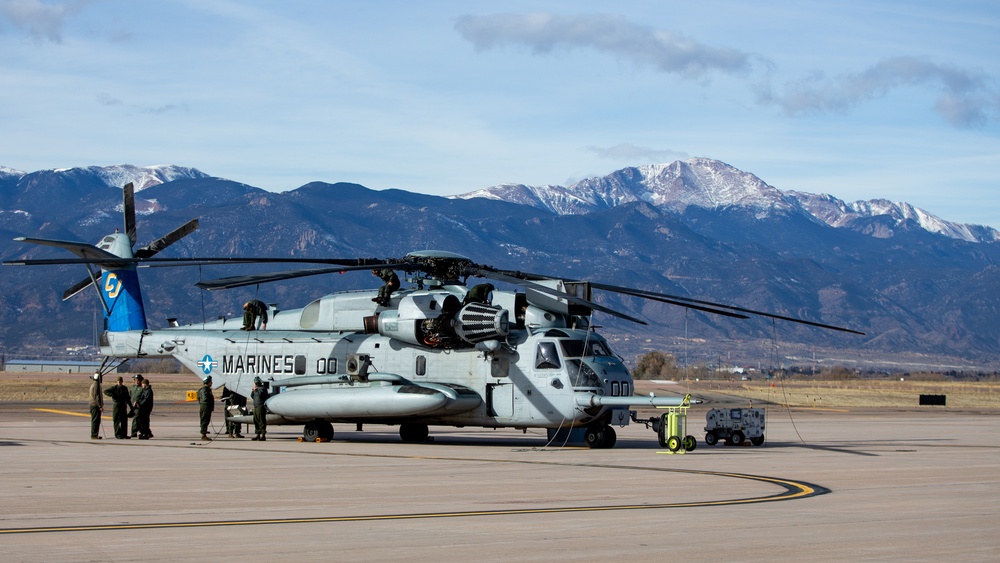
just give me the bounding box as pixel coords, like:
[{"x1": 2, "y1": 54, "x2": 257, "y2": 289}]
[{"x1": 100, "y1": 266, "x2": 148, "y2": 332}]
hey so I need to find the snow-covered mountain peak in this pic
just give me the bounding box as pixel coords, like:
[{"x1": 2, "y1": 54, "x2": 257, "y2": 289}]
[
  {"x1": 90, "y1": 164, "x2": 210, "y2": 190},
  {"x1": 44, "y1": 164, "x2": 209, "y2": 191},
  {"x1": 0, "y1": 166, "x2": 26, "y2": 178},
  {"x1": 788, "y1": 191, "x2": 1000, "y2": 243},
  {"x1": 455, "y1": 157, "x2": 997, "y2": 243},
  {"x1": 456, "y1": 157, "x2": 796, "y2": 216}
]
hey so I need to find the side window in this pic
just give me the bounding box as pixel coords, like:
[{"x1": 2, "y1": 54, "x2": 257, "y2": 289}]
[
  {"x1": 415, "y1": 355, "x2": 427, "y2": 376},
  {"x1": 535, "y1": 341, "x2": 561, "y2": 370}
]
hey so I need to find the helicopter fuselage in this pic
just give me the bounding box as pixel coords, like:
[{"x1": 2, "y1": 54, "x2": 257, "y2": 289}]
[{"x1": 102, "y1": 287, "x2": 644, "y2": 434}]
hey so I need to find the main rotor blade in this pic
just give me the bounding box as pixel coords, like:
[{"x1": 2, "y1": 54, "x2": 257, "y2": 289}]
[
  {"x1": 123, "y1": 182, "x2": 136, "y2": 246},
  {"x1": 134, "y1": 218, "x2": 200, "y2": 259},
  {"x1": 485, "y1": 267, "x2": 862, "y2": 335},
  {"x1": 195, "y1": 263, "x2": 400, "y2": 290},
  {"x1": 589, "y1": 282, "x2": 865, "y2": 335},
  {"x1": 474, "y1": 268, "x2": 648, "y2": 325},
  {"x1": 4, "y1": 256, "x2": 390, "y2": 267}
]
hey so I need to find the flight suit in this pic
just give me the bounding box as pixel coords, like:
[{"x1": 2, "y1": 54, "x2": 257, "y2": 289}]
[
  {"x1": 129, "y1": 378, "x2": 144, "y2": 437},
  {"x1": 463, "y1": 283, "x2": 495, "y2": 305},
  {"x1": 251, "y1": 384, "x2": 269, "y2": 440},
  {"x1": 373, "y1": 269, "x2": 399, "y2": 306},
  {"x1": 222, "y1": 388, "x2": 246, "y2": 438},
  {"x1": 88, "y1": 378, "x2": 103, "y2": 439},
  {"x1": 136, "y1": 384, "x2": 154, "y2": 439},
  {"x1": 242, "y1": 300, "x2": 268, "y2": 330},
  {"x1": 198, "y1": 380, "x2": 214, "y2": 439},
  {"x1": 103, "y1": 382, "x2": 131, "y2": 439}
]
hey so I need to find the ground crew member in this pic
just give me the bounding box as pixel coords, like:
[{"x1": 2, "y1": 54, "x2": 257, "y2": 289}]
[
  {"x1": 135, "y1": 378, "x2": 154, "y2": 439},
  {"x1": 103, "y1": 376, "x2": 131, "y2": 439},
  {"x1": 371, "y1": 269, "x2": 399, "y2": 306},
  {"x1": 251, "y1": 377, "x2": 269, "y2": 441},
  {"x1": 463, "y1": 283, "x2": 495, "y2": 305},
  {"x1": 88, "y1": 373, "x2": 103, "y2": 440},
  {"x1": 129, "y1": 374, "x2": 144, "y2": 437},
  {"x1": 242, "y1": 299, "x2": 268, "y2": 330},
  {"x1": 221, "y1": 387, "x2": 246, "y2": 438},
  {"x1": 198, "y1": 376, "x2": 215, "y2": 440}
]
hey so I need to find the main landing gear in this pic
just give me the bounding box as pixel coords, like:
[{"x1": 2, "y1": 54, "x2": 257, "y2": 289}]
[
  {"x1": 583, "y1": 424, "x2": 618, "y2": 449},
  {"x1": 302, "y1": 421, "x2": 334, "y2": 442}
]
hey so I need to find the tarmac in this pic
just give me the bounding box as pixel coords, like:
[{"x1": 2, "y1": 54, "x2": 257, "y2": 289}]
[{"x1": 1, "y1": 399, "x2": 998, "y2": 562}]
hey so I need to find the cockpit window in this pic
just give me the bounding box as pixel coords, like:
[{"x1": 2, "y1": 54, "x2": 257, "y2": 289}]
[
  {"x1": 534, "y1": 341, "x2": 561, "y2": 370},
  {"x1": 566, "y1": 360, "x2": 601, "y2": 388},
  {"x1": 559, "y1": 338, "x2": 613, "y2": 358}
]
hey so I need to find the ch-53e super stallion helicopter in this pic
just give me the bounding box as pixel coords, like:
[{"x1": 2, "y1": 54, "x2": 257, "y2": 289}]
[{"x1": 5, "y1": 183, "x2": 863, "y2": 449}]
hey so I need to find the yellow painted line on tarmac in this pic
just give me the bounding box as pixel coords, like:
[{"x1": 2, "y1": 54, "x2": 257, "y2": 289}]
[
  {"x1": 31, "y1": 408, "x2": 111, "y2": 420},
  {"x1": 0, "y1": 467, "x2": 827, "y2": 535}
]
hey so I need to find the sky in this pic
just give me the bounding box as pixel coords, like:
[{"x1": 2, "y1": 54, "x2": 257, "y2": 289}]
[{"x1": 2, "y1": 0, "x2": 999, "y2": 227}]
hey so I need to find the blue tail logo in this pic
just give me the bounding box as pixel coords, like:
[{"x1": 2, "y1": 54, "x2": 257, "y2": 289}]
[{"x1": 102, "y1": 269, "x2": 147, "y2": 331}]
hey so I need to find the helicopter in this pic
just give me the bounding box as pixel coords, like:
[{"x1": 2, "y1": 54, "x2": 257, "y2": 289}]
[{"x1": 4, "y1": 183, "x2": 863, "y2": 448}]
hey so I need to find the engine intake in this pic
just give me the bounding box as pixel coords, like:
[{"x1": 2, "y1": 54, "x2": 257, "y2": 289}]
[{"x1": 454, "y1": 302, "x2": 509, "y2": 344}]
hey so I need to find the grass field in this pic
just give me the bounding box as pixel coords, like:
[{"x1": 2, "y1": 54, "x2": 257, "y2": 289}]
[
  {"x1": 3, "y1": 372, "x2": 999, "y2": 409},
  {"x1": 655, "y1": 379, "x2": 1000, "y2": 409},
  {"x1": 0, "y1": 373, "x2": 200, "y2": 403}
]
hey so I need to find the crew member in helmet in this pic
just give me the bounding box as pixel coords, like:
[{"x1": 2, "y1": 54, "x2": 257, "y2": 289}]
[
  {"x1": 251, "y1": 377, "x2": 269, "y2": 441},
  {"x1": 198, "y1": 375, "x2": 215, "y2": 441},
  {"x1": 129, "y1": 374, "x2": 144, "y2": 438}
]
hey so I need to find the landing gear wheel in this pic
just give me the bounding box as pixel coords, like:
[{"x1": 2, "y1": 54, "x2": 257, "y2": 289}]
[
  {"x1": 683, "y1": 435, "x2": 697, "y2": 451},
  {"x1": 584, "y1": 425, "x2": 605, "y2": 449},
  {"x1": 601, "y1": 426, "x2": 617, "y2": 449},
  {"x1": 731, "y1": 431, "x2": 745, "y2": 445},
  {"x1": 399, "y1": 423, "x2": 429, "y2": 442},
  {"x1": 318, "y1": 421, "x2": 334, "y2": 441},
  {"x1": 302, "y1": 422, "x2": 320, "y2": 442},
  {"x1": 705, "y1": 432, "x2": 718, "y2": 446},
  {"x1": 750, "y1": 435, "x2": 765, "y2": 446}
]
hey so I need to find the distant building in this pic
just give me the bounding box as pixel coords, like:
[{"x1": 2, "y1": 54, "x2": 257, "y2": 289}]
[{"x1": 3, "y1": 360, "x2": 103, "y2": 374}]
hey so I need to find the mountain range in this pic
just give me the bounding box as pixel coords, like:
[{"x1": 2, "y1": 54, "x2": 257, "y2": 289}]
[{"x1": 1, "y1": 159, "x2": 997, "y2": 372}]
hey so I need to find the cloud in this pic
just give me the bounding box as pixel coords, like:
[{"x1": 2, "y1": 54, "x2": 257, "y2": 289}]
[
  {"x1": 766, "y1": 56, "x2": 998, "y2": 128},
  {"x1": 0, "y1": 0, "x2": 91, "y2": 43},
  {"x1": 588, "y1": 143, "x2": 688, "y2": 162},
  {"x1": 97, "y1": 93, "x2": 185, "y2": 115},
  {"x1": 455, "y1": 12, "x2": 750, "y2": 79}
]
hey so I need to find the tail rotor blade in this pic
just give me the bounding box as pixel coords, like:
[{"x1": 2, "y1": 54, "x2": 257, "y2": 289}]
[
  {"x1": 134, "y1": 218, "x2": 200, "y2": 259},
  {"x1": 123, "y1": 182, "x2": 136, "y2": 246},
  {"x1": 62, "y1": 276, "x2": 95, "y2": 301}
]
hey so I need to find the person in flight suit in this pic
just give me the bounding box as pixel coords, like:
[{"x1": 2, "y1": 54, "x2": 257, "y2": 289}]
[
  {"x1": 463, "y1": 283, "x2": 495, "y2": 306},
  {"x1": 242, "y1": 299, "x2": 268, "y2": 330},
  {"x1": 371, "y1": 269, "x2": 399, "y2": 306},
  {"x1": 88, "y1": 373, "x2": 103, "y2": 440},
  {"x1": 251, "y1": 377, "x2": 269, "y2": 441},
  {"x1": 221, "y1": 387, "x2": 246, "y2": 438},
  {"x1": 129, "y1": 374, "x2": 144, "y2": 438},
  {"x1": 103, "y1": 376, "x2": 131, "y2": 439},
  {"x1": 198, "y1": 375, "x2": 215, "y2": 441},
  {"x1": 135, "y1": 378, "x2": 154, "y2": 439}
]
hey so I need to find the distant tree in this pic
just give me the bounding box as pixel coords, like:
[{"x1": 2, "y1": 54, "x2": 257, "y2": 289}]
[
  {"x1": 633, "y1": 351, "x2": 682, "y2": 380},
  {"x1": 820, "y1": 366, "x2": 857, "y2": 381}
]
